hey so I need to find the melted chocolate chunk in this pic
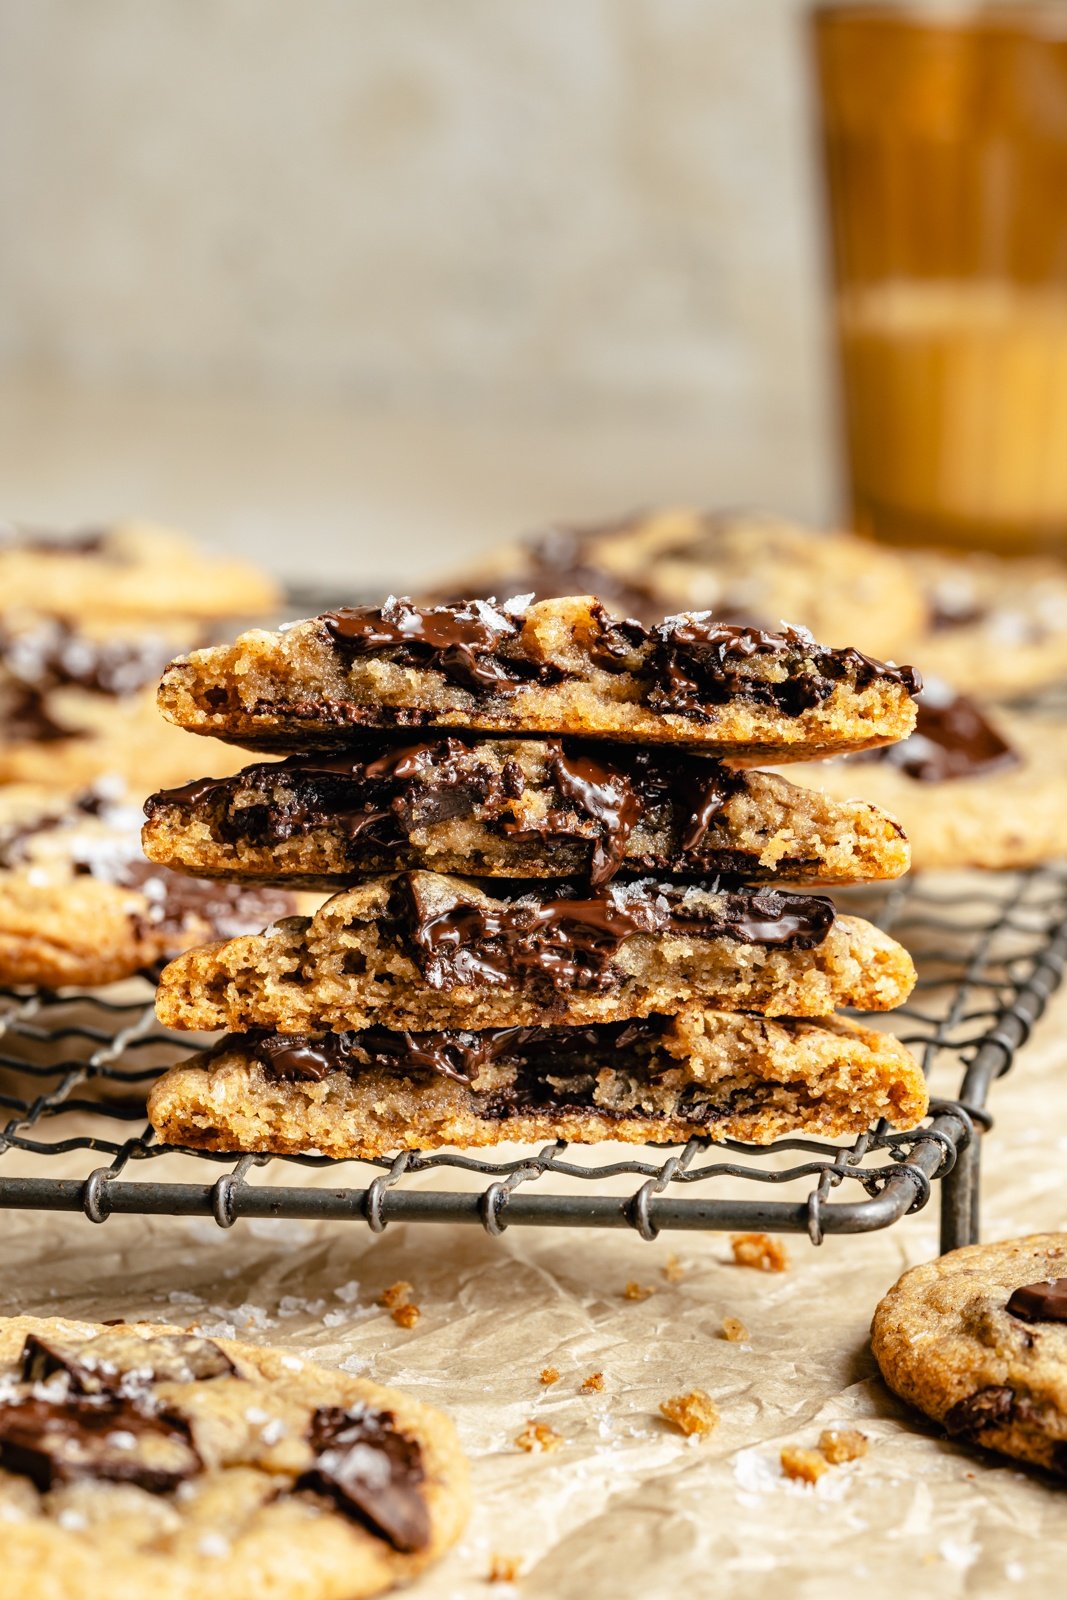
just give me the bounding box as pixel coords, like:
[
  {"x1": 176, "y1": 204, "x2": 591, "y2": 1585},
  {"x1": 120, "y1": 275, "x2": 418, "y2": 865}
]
[
  {"x1": 147, "y1": 740, "x2": 753, "y2": 889},
  {"x1": 21, "y1": 1330, "x2": 236, "y2": 1394},
  {"x1": 393, "y1": 875, "x2": 834, "y2": 993},
  {"x1": 249, "y1": 1018, "x2": 668, "y2": 1087},
  {"x1": 0, "y1": 1394, "x2": 200, "y2": 1492},
  {"x1": 860, "y1": 685, "x2": 1019, "y2": 783},
  {"x1": 943, "y1": 1386, "x2": 1016, "y2": 1440},
  {"x1": 1006, "y1": 1278, "x2": 1067, "y2": 1324},
  {"x1": 298, "y1": 1405, "x2": 429, "y2": 1554},
  {"x1": 322, "y1": 598, "x2": 551, "y2": 693},
  {"x1": 646, "y1": 615, "x2": 920, "y2": 720}
]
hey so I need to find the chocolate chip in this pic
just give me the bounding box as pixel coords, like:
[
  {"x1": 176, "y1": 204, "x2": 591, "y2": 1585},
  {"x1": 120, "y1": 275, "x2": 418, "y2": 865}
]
[
  {"x1": 297, "y1": 1404, "x2": 429, "y2": 1554},
  {"x1": 944, "y1": 1386, "x2": 1015, "y2": 1440},
  {"x1": 1006, "y1": 1278, "x2": 1067, "y2": 1324},
  {"x1": 0, "y1": 1395, "x2": 201, "y2": 1493},
  {"x1": 21, "y1": 1330, "x2": 236, "y2": 1394}
]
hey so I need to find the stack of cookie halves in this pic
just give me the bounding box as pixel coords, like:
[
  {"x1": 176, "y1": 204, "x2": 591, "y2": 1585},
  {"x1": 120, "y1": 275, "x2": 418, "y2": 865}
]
[{"x1": 143, "y1": 595, "x2": 929, "y2": 1159}]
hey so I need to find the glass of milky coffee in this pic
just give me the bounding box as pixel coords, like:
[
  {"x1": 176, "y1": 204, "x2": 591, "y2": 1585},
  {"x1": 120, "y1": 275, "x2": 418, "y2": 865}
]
[{"x1": 811, "y1": 3, "x2": 1067, "y2": 557}]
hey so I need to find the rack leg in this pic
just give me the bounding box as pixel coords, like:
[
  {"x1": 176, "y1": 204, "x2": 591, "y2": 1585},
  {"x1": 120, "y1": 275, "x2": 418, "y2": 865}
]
[
  {"x1": 940, "y1": 1137, "x2": 979, "y2": 1254},
  {"x1": 968, "y1": 1130, "x2": 982, "y2": 1245}
]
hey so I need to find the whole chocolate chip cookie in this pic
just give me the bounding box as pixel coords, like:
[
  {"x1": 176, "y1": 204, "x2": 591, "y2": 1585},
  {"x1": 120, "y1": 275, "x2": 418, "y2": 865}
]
[
  {"x1": 872, "y1": 1235, "x2": 1067, "y2": 1476},
  {"x1": 0, "y1": 1315, "x2": 469, "y2": 1600}
]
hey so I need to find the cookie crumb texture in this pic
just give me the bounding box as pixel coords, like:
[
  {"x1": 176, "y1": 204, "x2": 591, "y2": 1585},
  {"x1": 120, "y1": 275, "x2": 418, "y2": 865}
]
[
  {"x1": 731, "y1": 1234, "x2": 790, "y2": 1273},
  {"x1": 157, "y1": 596, "x2": 919, "y2": 760},
  {"x1": 514, "y1": 1420, "x2": 563, "y2": 1453},
  {"x1": 0, "y1": 1314, "x2": 469, "y2": 1600},
  {"x1": 660, "y1": 1390, "x2": 719, "y2": 1437},
  {"x1": 872, "y1": 1233, "x2": 1067, "y2": 1477},
  {"x1": 722, "y1": 1317, "x2": 749, "y2": 1343},
  {"x1": 818, "y1": 1428, "x2": 868, "y2": 1465},
  {"x1": 153, "y1": 871, "x2": 916, "y2": 1034},
  {"x1": 780, "y1": 1445, "x2": 829, "y2": 1484},
  {"x1": 145, "y1": 1010, "x2": 926, "y2": 1160}
]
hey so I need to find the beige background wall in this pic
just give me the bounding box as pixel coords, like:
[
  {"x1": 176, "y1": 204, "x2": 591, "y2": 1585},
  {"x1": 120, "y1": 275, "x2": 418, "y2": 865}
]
[{"x1": 0, "y1": 0, "x2": 836, "y2": 586}]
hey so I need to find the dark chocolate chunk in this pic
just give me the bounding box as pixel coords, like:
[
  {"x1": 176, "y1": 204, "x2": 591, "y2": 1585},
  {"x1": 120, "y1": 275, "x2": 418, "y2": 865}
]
[
  {"x1": 1006, "y1": 1278, "x2": 1067, "y2": 1325},
  {"x1": 0, "y1": 1394, "x2": 200, "y2": 1492},
  {"x1": 859, "y1": 683, "x2": 1019, "y2": 783},
  {"x1": 322, "y1": 598, "x2": 552, "y2": 693},
  {"x1": 298, "y1": 1404, "x2": 429, "y2": 1554},
  {"x1": 0, "y1": 524, "x2": 109, "y2": 556},
  {"x1": 943, "y1": 1385, "x2": 1015, "y2": 1440},
  {"x1": 0, "y1": 619, "x2": 174, "y2": 699},
  {"x1": 20, "y1": 1330, "x2": 236, "y2": 1394},
  {"x1": 393, "y1": 874, "x2": 835, "y2": 993},
  {"x1": 646, "y1": 615, "x2": 919, "y2": 720}
]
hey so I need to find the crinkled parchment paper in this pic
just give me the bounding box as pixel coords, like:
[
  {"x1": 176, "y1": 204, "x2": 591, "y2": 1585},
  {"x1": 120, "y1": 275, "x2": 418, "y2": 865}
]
[{"x1": 4, "y1": 992, "x2": 1067, "y2": 1597}]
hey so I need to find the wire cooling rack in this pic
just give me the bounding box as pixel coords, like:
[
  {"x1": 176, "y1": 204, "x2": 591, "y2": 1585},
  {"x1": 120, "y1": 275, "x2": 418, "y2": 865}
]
[{"x1": 2, "y1": 865, "x2": 1066, "y2": 1252}]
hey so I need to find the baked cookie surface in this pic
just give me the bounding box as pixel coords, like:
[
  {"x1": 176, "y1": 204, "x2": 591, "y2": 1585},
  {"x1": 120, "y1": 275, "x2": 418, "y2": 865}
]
[
  {"x1": 0, "y1": 786, "x2": 295, "y2": 987},
  {"x1": 0, "y1": 521, "x2": 280, "y2": 621},
  {"x1": 901, "y1": 548, "x2": 1067, "y2": 698},
  {"x1": 435, "y1": 507, "x2": 926, "y2": 660},
  {"x1": 780, "y1": 687, "x2": 1067, "y2": 871},
  {"x1": 157, "y1": 596, "x2": 920, "y2": 760},
  {"x1": 0, "y1": 1314, "x2": 469, "y2": 1600},
  {"x1": 0, "y1": 612, "x2": 244, "y2": 793},
  {"x1": 142, "y1": 736, "x2": 909, "y2": 889},
  {"x1": 147, "y1": 1009, "x2": 927, "y2": 1157},
  {"x1": 872, "y1": 1234, "x2": 1067, "y2": 1476},
  {"x1": 154, "y1": 870, "x2": 916, "y2": 1032}
]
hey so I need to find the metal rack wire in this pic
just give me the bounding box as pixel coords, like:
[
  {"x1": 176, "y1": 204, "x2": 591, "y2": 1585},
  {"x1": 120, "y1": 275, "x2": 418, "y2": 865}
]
[{"x1": 2, "y1": 864, "x2": 1066, "y2": 1251}]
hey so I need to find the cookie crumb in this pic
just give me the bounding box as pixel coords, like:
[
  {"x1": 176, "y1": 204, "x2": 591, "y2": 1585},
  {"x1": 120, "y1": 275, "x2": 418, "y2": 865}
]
[
  {"x1": 580, "y1": 1372, "x2": 604, "y2": 1393},
  {"x1": 659, "y1": 1389, "x2": 719, "y2": 1438},
  {"x1": 780, "y1": 1444, "x2": 829, "y2": 1483},
  {"x1": 515, "y1": 1419, "x2": 563, "y2": 1453},
  {"x1": 722, "y1": 1316, "x2": 749, "y2": 1342},
  {"x1": 623, "y1": 1280, "x2": 655, "y2": 1301},
  {"x1": 391, "y1": 1301, "x2": 420, "y2": 1329},
  {"x1": 379, "y1": 1281, "x2": 413, "y2": 1309},
  {"x1": 488, "y1": 1554, "x2": 523, "y2": 1583},
  {"x1": 818, "y1": 1428, "x2": 868, "y2": 1464},
  {"x1": 539, "y1": 1366, "x2": 560, "y2": 1386},
  {"x1": 662, "y1": 1253, "x2": 686, "y2": 1283},
  {"x1": 731, "y1": 1233, "x2": 789, "y2": 1273}
]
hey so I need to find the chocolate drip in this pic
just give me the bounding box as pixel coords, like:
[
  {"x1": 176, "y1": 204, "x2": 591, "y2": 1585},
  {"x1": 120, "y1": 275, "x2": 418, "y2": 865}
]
[
  {"x1": 647, "y1": 615, "x2": 920, "y2": 719},
  {"x1": 0, "y1": 1394, "x2": 201, "y2": 1493},
  {"x1": 861, "y1": 685, "x2": 1019, "y2": 783},
  {"x1": 1006, "y1": 1277, "x2": 1067, "y2": 1324},
  {"x1": 544, "y1": 745, "x2": 640, "y2": 887},
  {"x1": 298, "y1": 1405, "x2": 429, "y2": 1554},
  {"x1": 322, "y1": 597, "x2": 549, "y2": 692},
  {"x1": 394, "y1": 876, "x2": 835, "y2": 992}
]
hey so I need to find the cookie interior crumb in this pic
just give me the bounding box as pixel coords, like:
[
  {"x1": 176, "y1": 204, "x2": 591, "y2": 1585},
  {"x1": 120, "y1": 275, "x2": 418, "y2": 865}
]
[
  {"x1": 818, "y1": 1427, "x2": 868, "y2": 1464},
  {"x1": 539, "y1": 1366, "x2": 561, "y2": 1386},
  {"x1": 378, "y1": 1280, "x2": 413, "y2": 1309},
  {"x1": 660, "y1": 1389, "x2": 719, "y2": 1437},
  {"x1": 515, "y1": 1419, "x2": 563, "y2": 1453},
  {"x1": 580, "y1": 1372, "x2": 605, "y2": 1394},
  {"x1": 780, "y1": 1444, "x2": 829, "y2": 1483},
  {"x1": 731, "y1": 1233, "x2": 790, "y2": 1272},
  {"x1": 722, "y1": 1316, "x2": 749, "y2": 1342},
  {"x1": 488, "y1": 1554, "x2": 524, "y2": 1583},
  {"x1": 623, "y1": 1281, "x2": 656, "y2": 1301}
]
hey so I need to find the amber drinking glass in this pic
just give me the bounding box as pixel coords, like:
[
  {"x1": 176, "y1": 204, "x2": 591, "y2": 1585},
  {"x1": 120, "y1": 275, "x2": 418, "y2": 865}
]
[{"x1": 812, "y1": 3, "x2": 1067, "y2": 556}]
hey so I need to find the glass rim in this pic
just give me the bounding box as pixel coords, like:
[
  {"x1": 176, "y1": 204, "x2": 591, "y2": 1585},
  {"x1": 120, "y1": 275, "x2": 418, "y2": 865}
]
[{"x1": 811, "y1": 1, "x2": 1067, "y2": 34}]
